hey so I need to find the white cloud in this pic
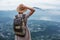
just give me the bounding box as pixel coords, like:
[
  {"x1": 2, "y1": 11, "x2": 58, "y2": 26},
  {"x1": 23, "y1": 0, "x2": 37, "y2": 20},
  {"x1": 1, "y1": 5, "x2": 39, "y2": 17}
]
[
  {"x1": 40, "y1": 17, "x2": 52, "y2": 21},
  {"x1": 0, "y1": 0, "x2": 60, "y2": 10}
]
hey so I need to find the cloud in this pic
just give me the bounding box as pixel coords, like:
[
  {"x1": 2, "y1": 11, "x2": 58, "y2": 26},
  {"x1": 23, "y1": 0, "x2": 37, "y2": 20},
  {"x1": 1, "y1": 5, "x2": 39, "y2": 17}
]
[
  {"x1": 0, "y1": 0, "x2": 22, "y2": 10},
  {"x1": 39, "y1": 17, "x2": 52, "y2": 21},
  {"x1": 0, "y1": 0, "x2": 60, "y2": 10}
]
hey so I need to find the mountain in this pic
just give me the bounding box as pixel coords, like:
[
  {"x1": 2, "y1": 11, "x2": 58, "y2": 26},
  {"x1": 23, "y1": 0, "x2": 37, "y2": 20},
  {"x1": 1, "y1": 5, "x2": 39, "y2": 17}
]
[
  {"x1": 0, "y1": 19, "x2": 60, "y2": 40},
  {"x1": 34, "y1": 7, "x2": 44, "y2": 11},
  {"x1": 0, "y1": 7, "x2": 60, "y2": 22}
]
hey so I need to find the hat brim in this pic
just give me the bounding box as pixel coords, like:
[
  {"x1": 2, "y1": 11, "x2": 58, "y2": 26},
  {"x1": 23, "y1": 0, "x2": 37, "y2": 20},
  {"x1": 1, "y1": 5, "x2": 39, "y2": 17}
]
[{"x1": 17, "y1": 8, "x2": 27, "y2": 12}]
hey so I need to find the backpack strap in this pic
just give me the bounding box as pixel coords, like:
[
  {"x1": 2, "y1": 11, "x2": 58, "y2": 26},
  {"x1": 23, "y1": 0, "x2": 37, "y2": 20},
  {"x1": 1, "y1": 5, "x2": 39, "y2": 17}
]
[
  {"x1": 15, "y1": 15, "x2": 18, "y2": 19},
  {"x1": 22, "y1": 14, "x2": 26, "y2": 26}
]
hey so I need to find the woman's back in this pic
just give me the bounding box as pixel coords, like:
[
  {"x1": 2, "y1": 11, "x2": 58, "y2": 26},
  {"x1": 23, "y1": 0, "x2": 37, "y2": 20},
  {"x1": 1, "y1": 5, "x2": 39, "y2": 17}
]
[{"x1": 15, "y1": 14, "x2": 31, "y2": 40}]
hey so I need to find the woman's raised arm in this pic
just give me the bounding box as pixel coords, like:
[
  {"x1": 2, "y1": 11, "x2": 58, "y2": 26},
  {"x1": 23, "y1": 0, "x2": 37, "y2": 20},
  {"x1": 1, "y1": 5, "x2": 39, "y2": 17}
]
[{"x1": 26, "y1": 7, "x2": 35, "y2": 16}]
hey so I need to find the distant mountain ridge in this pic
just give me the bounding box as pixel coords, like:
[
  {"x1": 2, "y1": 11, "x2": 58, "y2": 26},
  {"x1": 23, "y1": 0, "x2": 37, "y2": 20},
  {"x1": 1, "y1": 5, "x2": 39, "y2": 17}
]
[{"x1": 0, "y1": 7, "x2": 60, "y2": 22}]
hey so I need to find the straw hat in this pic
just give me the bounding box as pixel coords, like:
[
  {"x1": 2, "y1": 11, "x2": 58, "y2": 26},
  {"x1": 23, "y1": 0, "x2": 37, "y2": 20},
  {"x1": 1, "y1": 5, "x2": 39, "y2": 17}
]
[{"x1": 17, "y1": 4, "x2": 27, "y2": 12}]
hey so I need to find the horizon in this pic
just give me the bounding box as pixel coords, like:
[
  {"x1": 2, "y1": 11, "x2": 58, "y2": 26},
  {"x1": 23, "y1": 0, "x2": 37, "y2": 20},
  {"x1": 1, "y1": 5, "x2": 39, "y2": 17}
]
[{"x1": 0, "y1": 8, "x2": 60, "y2": 22}]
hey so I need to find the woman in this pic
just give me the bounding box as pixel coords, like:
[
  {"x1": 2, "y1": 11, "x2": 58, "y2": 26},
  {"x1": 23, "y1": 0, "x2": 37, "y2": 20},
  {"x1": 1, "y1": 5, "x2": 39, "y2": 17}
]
[{"x1": 15, "y1": 4, "x2": 35, "y2": 40}]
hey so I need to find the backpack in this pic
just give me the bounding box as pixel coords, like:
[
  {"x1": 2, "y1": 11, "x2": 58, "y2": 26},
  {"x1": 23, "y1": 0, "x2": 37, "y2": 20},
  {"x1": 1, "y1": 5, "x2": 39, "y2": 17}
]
[{"x1": 13, "y1": 14, "x2": 26, "y2": 37}]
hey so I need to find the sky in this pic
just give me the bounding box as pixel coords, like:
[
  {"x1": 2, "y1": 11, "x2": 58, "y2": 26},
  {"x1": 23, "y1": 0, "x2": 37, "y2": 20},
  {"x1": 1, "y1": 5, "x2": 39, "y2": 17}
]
[{"x1": 0, "y1": 0, "x2": 60, "y2": 10}]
